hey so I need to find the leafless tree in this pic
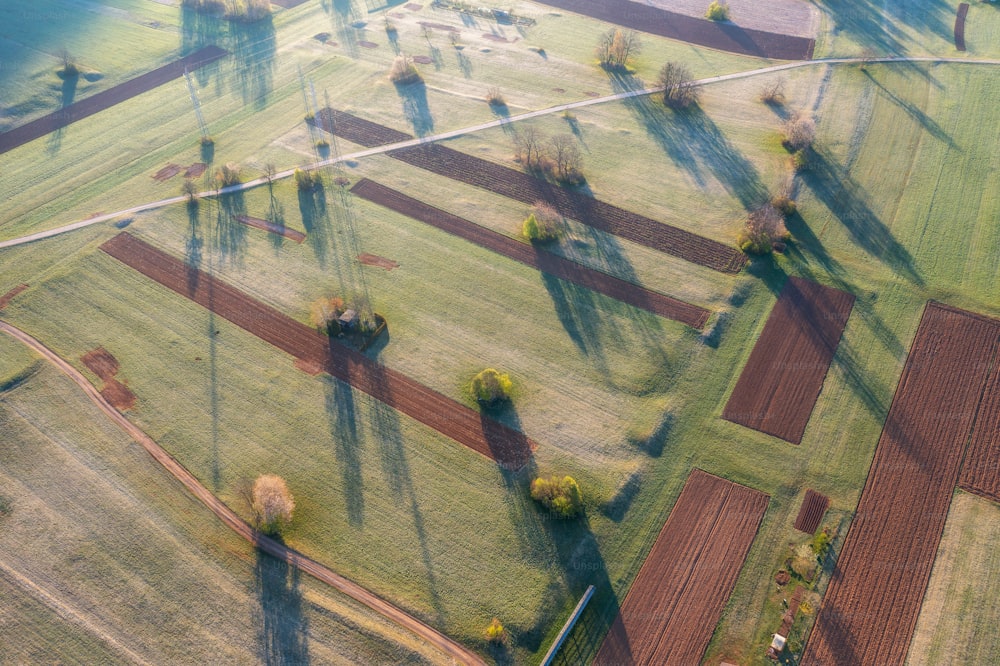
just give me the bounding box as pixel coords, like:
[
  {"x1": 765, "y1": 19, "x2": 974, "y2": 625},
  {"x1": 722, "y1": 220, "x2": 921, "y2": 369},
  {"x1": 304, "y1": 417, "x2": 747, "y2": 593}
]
[
  {"x1": 549, "y1": 134, "x2": 583, "y2": 184},
  {"x1": 657, "y1": 62, "x2": 700, "y2": 109},
  {"x1": 783, "y1": 112, "x2": 816, "y2": 151},
  {"x1": 596, "y1": 28, "x2": 641, "y2": 69},
  {"x1": 514, "y1": 126, "x2": 547, "y2": 170}
]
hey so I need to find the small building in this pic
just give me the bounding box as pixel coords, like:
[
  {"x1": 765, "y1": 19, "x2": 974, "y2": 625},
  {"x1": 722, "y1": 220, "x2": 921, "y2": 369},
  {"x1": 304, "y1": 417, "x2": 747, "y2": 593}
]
[
  {"x1": 338, "y1": 309, "x2": 359, "y2": 332},
  {"x1": 766, "y1": 634, "x2": 787, "y2": 660}
]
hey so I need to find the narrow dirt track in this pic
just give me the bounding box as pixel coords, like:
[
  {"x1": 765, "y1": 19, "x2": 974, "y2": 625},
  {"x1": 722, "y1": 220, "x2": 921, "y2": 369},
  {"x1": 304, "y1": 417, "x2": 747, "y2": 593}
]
[
  {"x1": 351, "y1": 178, "x2": 711, "y2": 329},
  {"x1": 0, "y1": 320, "x2": 486, "y2": 666},
  {"x1": 100, "y1": 232, "x2": 537, "y2": 470}
]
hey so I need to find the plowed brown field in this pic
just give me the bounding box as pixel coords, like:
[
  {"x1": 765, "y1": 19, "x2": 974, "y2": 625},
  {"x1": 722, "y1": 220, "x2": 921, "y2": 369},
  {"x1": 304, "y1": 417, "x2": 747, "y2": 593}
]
[
  {"x1": 531, "y1": 0, "x2": 815, "y2": 60},
  {"x1": 99, "y1": 233, "x2": 537, "y2": 470},
  {"x1": 350, "y1": 178, "x2": 711, "y2": 329},
  {"x1": 0, "y1": 46, "x2": 228, "y2": 155},
  {"x1": 595, "y1": 468, "x2": 769, "y2": 666},
  {"x1": 958, "y1": 341, "x2": 1000, "y2": 503},
  {"x1": 802, "y1": 302, "x2": 1000, "y2": 666},
  {"x1": 956, "y1": 3, "x2": 970, "y2": 51},
  {"x1": 793, "y1": 489, "x2": 829, "y2": 534},
  {"x1": 723, "y1": 277, "x2": 855, "y2": 444},
  {"x1": 81, "y1": 346, "x2": 136, "y2": 411},
  {"x1": 316, "y1": 109, "x2": 747, "y2": 274},
  {"x1": 235, "y1": 215, "x2": 306, "y2": 243}
]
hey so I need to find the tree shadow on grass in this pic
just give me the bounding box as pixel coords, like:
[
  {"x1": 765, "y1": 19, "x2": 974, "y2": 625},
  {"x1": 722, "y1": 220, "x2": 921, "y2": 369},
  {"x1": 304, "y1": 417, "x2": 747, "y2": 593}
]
[
  {"x1": 230, "y1": 16, "x2": 276, "y2": 109},
  {"x1": 323, "y1": 375, "x2": 364, "y2": 526},
  {"x1": 819, "y1": 0, "x2": 952, "y2": 58},
  {"x1": 863, "y1": 69, "x2": 955, "y2": 148},
  {"x1": 181, "y1": 6, "x2": 225, "y2": 87},
  {"x1": 327, "y1": 0, "x2": 360, "y2": 58},
  {"x1": 395, "y1": 81, "x2": 434, "y2": 137},
  {"x1": 254, "y1": 545, "x2": 310, "y2": 666},
  {"x1": 215, "y1": 186, "x2": 248, "y2": 266},
  {"x1": 185, "y1": 199, "x2": 204, "y2": 296},
  {"x1": 298, "y1": 184, "x2": 330, "y2": 268},
  {"x1": 455, "y1": 48, "x2": 473, "y2": 78}
]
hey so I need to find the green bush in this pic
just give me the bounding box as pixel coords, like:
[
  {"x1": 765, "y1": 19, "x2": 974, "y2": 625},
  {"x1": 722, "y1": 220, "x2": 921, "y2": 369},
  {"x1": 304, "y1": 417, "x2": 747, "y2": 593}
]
[
  {"x1": 484, "y1": 618, "x2": 508, "y2": 645},
  {"x1": 294, "y1": 168, "x2": 323, "y2": 192},
  {"x1": 530, "y1": 475, "x2": 583, "y2": 518},
  {"x1": 472, "y1": 368, "x2": 512, "y2": 406},
  {"x1": 792, "y1": 149, "x2": 810, "y2": 172},
  {"x1": 705, "y1": 1, "x2": 730, "y2": 21},
  {"x1": 522, "y1": 210, "x2": 560, "y2": 242},
  {"x1": 771, "y1": 195, "x2": 797, "y2": 216},
  {"x1": 216, "y1": 163, "x2": 242, "y2": 188}
]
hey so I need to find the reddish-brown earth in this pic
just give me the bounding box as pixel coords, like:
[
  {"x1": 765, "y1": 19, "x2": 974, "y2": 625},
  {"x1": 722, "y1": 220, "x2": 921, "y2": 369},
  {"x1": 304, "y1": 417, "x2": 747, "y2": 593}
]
[
  {"x1": 358, "y1": 41, "x2": 379, "y2": 49},
  {"x1": 99, "y1": 233, "x2": 537, "y2": 470},
  {"x1": 531, "y1": 0, "x2": 815, "y2": 60},
  {"x1": 357, "y1": 252, "x2": 400, "y2": 271},
  {"x1": 313, "y1": 109, "x2": 746, "y2": 274},
  {"x1": 0, "y1": 46, "x2": 228, "y2": 155},
  {"x1": 793, "y1": 489, "x2": 829, "y2": 534},
  {"x1": 802, "y1": 302, "x2": 1000, "y2": 665},
  {"x1": 81, "y1": 347, "x2": 136, "y2": 410},
  {"x1": 957, "y1": 331, "x2": 1000, "y2": 502},
  {"x1": 595, "y1": 469, "x2": 769, "y2": 665},
  {"x1": 722, "y1": 277, "x2": 855, "y2": 444},
  {"x1": 235, "y1": 215, "x2": 306, "y2": 243},
  {"x1": 351, "y1": 179, "x2": 710, "y2": 328},
  {"x1": 956, "y1": 3, "x2": 970, "y2": 51},
  {"x1": 411, "y1": 55, "x2": 435, "y2": 64},
  {"x1": 152, "y1": 164, "x2": 182, "y2": 182},
  {"x1": 184, "y1": 162, "x2": 207, "y2": 178},
  {"x1": 0, "y1": 284, "x2": 28, "y2": 310}
]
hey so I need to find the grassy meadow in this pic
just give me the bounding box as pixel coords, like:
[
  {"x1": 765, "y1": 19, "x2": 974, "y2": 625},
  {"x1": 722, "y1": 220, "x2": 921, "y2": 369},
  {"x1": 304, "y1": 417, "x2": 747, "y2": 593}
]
[{"x1": 1, "y1": 0, "x2": 1000, "y2": 664}]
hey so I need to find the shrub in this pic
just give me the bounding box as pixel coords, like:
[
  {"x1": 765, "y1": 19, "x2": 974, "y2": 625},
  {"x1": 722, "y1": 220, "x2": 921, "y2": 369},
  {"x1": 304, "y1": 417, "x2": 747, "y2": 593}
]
[
  {"x1": 216, "y1": 162, "x2": 242, "y2": 188},
  {"x1": 486, "y1": 86, "x2": 506, "y2": 107},
  {"x1": 759, "y1": 79, "x2": 785, "y2": 105},
  {"x1": 181, "y1": 179, "x2": 199, "y2": 203},
  {"x1": 705, "y1": 0, "x2": 730, "y2": 20},
  {"x1": 791, "y1": 542, "x2": 817, "y2": 581},
  {"x1": 771, "y1": 195, "x2": 796, "y2": 216},
  {"x1": 595, "y1": 28, "x2": 641, "y2": 70},
  {"x1": 738, "y1": 204, "x2": 788, "y2": 255},
  {"x1": 792, "y1": 149, "x2": 810, "y2": 172},
  {"x1": 812, "y1": 529, "x2": 832, "y2": 558},
  {"x1": 783, "y1": 113, "x2": 816, "y2": 151},
  {"x1": 389, "y1": 55, "x2": 422, "y2": 84},
  {"x1": 294, "y1": 168, "x2": 323, "y2": 192},
  {"x1": 472, "y1": 368, "x2": 512, "y2": 407},
  {"x1": 530, "y1": 475, "x2": 583, "y2": 518},
  {"x1": 522, "y1": 202, "x2": 562, "y2": 242},
  {"x1": 484, "y1": 618, "x2": 508, "y2": 645},
  {"x1": 310, "y1": 296, "x2": 345, "y2": 334},
  {"x1": 657, "y1": 62, "x2": 700, "y2": 109},
  {"x1": 251, "y1": 474, "x2": 294, "y2": 535}
]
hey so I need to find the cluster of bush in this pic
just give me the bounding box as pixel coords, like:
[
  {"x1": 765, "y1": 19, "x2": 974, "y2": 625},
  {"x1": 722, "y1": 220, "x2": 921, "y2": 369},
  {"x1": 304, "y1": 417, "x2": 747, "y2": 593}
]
[
  {"x1": 522, "y1": 202, "x2": 562, "y2": 243},
  {"x1": 530, "y1": 475, "x2": 584, "y2": 518},
  {"x1": 514, "y1": 129, "x2": 585, "y2": 185},
  {"x1": 388, "y1": 55, "x2": 423, "y2": 85}
]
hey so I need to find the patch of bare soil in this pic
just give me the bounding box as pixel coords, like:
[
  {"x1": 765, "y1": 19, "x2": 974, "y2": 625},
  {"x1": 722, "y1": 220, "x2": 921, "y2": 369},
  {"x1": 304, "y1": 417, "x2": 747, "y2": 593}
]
[
  {"x1": 357, "y1": 253, "x2": 400, "y2": 271},
  {"x1": 81, "y1": 347, "x2": 135, "y2": 410},
  {"x1": 184, "y1": 162, "x2": 207, "y2": 178},
  {"x1": 0, "y1": 284, "x2": 28, "y2": 310},
  {"x1": 152, "y1": 164, "x2": 182, "y2": 182}
]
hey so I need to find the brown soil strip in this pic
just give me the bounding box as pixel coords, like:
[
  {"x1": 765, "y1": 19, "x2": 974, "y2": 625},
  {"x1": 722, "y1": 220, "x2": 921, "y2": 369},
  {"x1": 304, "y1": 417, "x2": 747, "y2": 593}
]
[
  {"x1": 0, "y1": 321, "x2": 485, "y2": 666},
  {"x1": 184, "y1": 163, "x2": 207, "y2": 178},
  {"x1": 532, "y1": 0, "x2": 814, "y2": 60},
  {"x1": 313, "y1": 109, "x2": 747, "y2": 274},
  {"x1": 778, "y1": 586, "x2": 804, "y2": 637},
  {"x1": 595, "y1": 468, "x2": 769, "y2": 665},
  {"x1": 0, "y1": 46, "x2": 228, "y2": 156},
  {"x1": 955, "y1": 3, "x2": 969, "y2": 52},
  {"x1": 99, "y1": 232, "x2": 536, "y2": 470},
  {"x1": 411, "y1": 55, "x2": 435, "y2": 64},
  {"x1": 152, "y1": 164, "x2": 182, "y2": 182},
  {"x1": 270, "y1": 0, "x2": 310, "y2": 7},
  {"x1": 352, "y1": 179, "x2": 711, "y2": 329},
  {"x1": 0, "y1": 284, "x2": 28, "y2": 310},
  {"x1": 418, "y1": 21, "x2": 460, "y2": 32},
  {"x1": 405, "y1": 3, "x2": 423, "y2": 9},
  {"x1": 235, "y1": 215, "x2": 306, "y2": 243},
  {"x1": 793, "y1": 489, "x2": 829, "y2": 534},
  {"x1": 722, "y1": 277, "x2": 855, "y2": 444},
  {"x1": 957, "y1": 349, "x2": 1000, "y2": 502},
  {"x1": 81, "y1": 347, "x2": 135, "y2": 411},
  {"x1": 802, "y1": 302, "x2": 1000, "y2": 665},
  {"x1": 358, "y1": 252, "x2": 400, "y2": 271},
  {"x1": 358, "y1": 41, "x2": 379, "y2": 49}
]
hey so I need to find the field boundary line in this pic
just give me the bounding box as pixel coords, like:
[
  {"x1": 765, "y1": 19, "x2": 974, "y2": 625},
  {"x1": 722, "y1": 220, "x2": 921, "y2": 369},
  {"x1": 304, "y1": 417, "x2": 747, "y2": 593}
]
[
  {"x1": 2, "y1": 56, "x2": 1000, "y2": 250},
  {"x1": 0, "y1": 320, "x2": 487, "y2": 666}
]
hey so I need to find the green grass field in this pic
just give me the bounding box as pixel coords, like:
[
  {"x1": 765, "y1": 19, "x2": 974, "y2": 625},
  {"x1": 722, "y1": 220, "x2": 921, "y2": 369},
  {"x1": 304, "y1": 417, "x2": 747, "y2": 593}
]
[
  {"x1": 2, "y1": 0, "x2": 1000, "y2": 664},
  {"x1": 0, "y1": 361, "x2": 454, "y2": 665},
  {"x1": 906, "y1": 491, "x2": 1000, "y2": 666}
]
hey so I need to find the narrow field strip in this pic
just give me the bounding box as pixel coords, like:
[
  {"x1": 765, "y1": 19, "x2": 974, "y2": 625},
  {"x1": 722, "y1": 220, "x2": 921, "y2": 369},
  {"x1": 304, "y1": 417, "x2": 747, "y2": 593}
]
[
  {"x1": 351, "y1": 178, "x2": 711, "y2": 329},
  {"x1": 956, "y1": 3, "x2": 970, "y2": 52},
  {"x1": 803, "y1": 302, "x2": 1000, "y2": 666},
  {"x1": 0, "y1": 46, "x2": 228, "y2": 156},
  {"x1": 99, "y1": 232, "x2": 537, "y2": 470},
  {"x1": 793, "y1": 489, "x2": 829, "y2": 534},
  {"x1": 595, "y1": 468, "x2": 769, "y2": 666},
  {"x1": 722, "y1": 276, "x2": 855, "y2": 444},
  {"x1": 0, "y1": 320, "x2": 486, "y2": 666},
  {"x1": 530, "y1": 0, "x2": 815, "y2": 60},
  {"x1": 235, "y1": 215, "x2": 306, "y2": 243},
  {"x1": 315, "y1": 108, "x2": 748, "y2": 274},
  {"x1": 957, "y1": 347, "x2": 1000, "y2": 503}
]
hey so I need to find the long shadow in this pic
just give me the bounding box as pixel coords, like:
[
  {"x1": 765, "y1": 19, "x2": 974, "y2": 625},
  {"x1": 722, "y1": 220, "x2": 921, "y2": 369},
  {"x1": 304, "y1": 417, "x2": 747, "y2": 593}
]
[
  {"x1": 267, "y1": 186, "x2": 287, "y2": 253},
  {"x1": 863, "y1": 70, "x2": 955, "y2": 148},
  {"x1": 801, "y1": 148, "x2": 923, "y2": 286},
  {"x1": 361, "y1": 345, "x2": 448, "y2": 624},
  {"x1": 181, "y1": 6, "x2": 225, "y2": 86},
  {"x1": 819, "y1": 0, "x2": 952, "y2": 58},
  {"x1": 455, "y1": 48, "x2": 472, "y2": 78},
  {"x1": 328, "y1": 0, "x2": 360, "y2": 58},
  {"x1": 323, "y1": 376, "x2": 364, "y2": 525},
  {"x1": 395, "y1": 81, "x2": 434, "y2": 137},
  {"x1": 185, "y1": 199, "x2": 204, "y2": 296},
  {"x1": 229, "y1": 15, "x2": 276, "y2": 109},
  {"x1": 608, "y1": 70, "x2": 767, "y2": 210},
  {"x1": 298, "y1": 184, "x2": 330, "y2": 267},
  {"x1": 254, "y1": 545, "x2": 311, "y2": 665},
  {"x1": 216, "y1": 186, "x2": 249, "y2": 266}
]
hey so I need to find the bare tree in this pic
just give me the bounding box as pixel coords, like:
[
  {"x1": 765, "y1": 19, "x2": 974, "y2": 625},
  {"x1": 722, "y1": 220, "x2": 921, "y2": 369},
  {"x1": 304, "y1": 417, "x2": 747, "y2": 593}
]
[
  {"x1": 596, "y1": 28, "x2": 641, "y2": 69},
  {"x1": 758, "y1": 78, "x2": 785, "y2": 105},
  {"x1": 549, "y1": 134, "x2": 583, "y2": 184},
  {"x1": 783, "y1": 112, "x2": 816, "y2": 151},
  {"x1": 657, "y1": 62, "x2": 700, "y2": 109},
  {"x1": 251, "y1": 474, "x2": 295, "y2": 535},
  {"x1": 514, "y1": 126, "x2": 546, "y2": 171}
]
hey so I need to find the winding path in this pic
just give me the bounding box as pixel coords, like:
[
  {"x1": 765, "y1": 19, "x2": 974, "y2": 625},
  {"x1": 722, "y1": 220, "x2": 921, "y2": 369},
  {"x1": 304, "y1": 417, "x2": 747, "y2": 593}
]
[
  {"x1": 0, "y1": 320, "x2": 487, "y2": 666},
  {"x1": 3, "y1": 57, "x2": 998, "y2": 251}
]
